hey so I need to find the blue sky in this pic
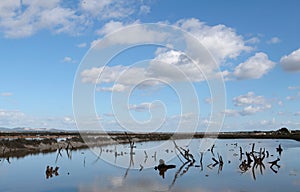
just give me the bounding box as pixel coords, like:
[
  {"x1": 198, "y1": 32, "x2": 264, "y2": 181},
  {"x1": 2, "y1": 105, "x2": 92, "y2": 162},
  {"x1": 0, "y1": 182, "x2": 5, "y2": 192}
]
[{"x1": 0, "y1": 0, "x2": 300, "y2": 131}]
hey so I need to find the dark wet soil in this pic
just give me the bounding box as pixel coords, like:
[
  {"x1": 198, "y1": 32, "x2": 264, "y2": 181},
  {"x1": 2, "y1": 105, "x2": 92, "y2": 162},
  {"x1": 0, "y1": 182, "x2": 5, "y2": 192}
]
[{"x1": 1, "y1": 129, "x2": 299, "y2": 158}]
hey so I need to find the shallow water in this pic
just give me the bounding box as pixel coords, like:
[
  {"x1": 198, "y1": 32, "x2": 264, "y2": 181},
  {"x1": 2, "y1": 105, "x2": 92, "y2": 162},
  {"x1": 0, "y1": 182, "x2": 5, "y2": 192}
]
[{"x1": 1, "y1": 139, "x2": 300, "y2": 192}]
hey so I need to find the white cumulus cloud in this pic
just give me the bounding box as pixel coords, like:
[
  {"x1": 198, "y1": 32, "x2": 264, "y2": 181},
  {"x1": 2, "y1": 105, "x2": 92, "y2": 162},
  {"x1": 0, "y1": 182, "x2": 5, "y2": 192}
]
[
  {"x1": 81, "y1": 18, "x2": 267, "y2": 92},
  {"x1": 233, "y1": 92, "x2": 267, "y2": 106},
  {"x1": 0, "y1": 1, "x2": 85, "y2": 38},
  {"x1": 79, "y1": 0, "x2": 137, "y2": 19},
  {"x1": 233, "y1": 52, "x2": 275, "y2": 80},
  {"x1": 280, "y1": 48, "x2": 300, "y2": 72},
  {"x1": 0, "y1": 0, "x2": 151, "y2": 38},
  {"x1": 92, "y1": 21, "x2": 168, "y2": 47},
  {"x1": 176, "y1": 18, "x2": 251, "y2": 62},
  {"x1": 81, "y1": 65, "x2": 148, "y2": 91},
  {"x1": 240, "y1": 105, "x2": 264, "y2": 116},
  {"x1": 95, "y1": 20, "x2": 135, "y2": 36},
  {"x1": 231, "y1": 92, "x2": 272, "y2": 116},
  {"x1": 80, "y1": 49, "x2": 206, "y2": 92}
]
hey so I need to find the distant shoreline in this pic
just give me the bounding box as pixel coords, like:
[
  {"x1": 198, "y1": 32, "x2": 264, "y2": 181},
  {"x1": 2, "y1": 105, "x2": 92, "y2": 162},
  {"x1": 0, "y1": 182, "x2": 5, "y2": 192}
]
[
  {"x1": 1, "y1": 129, "x2": 299, "y2": 158},
  {"x1": 1, "y1": 129, "x2": 300, "y2": 141}
]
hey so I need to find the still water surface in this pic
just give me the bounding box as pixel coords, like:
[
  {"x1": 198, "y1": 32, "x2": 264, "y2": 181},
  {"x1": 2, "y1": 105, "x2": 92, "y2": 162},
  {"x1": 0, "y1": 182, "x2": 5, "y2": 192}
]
[{"x1": 0, "y1": 139, "x2": 300, "y2": 192}]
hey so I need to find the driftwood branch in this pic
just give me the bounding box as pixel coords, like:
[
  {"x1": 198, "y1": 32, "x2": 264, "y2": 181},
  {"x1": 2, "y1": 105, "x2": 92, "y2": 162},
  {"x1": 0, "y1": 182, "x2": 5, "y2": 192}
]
[
  {"x1": 173, "y1": 141, "x2": 195, "y2": 163},
  {"x1": 169, "y1": 161, "x2": 189, "y2": 190}
]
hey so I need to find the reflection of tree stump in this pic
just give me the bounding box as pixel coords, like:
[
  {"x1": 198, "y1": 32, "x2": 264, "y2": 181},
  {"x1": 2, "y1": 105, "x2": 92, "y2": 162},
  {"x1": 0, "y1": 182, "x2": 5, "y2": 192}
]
[
  {"x1": 276, "y1": 144, "x2": 283, "y2": 156},
  {"x1": 239, "y1": 142, "x2": 284, "y2": 180},
  {"x1": 239, "y1": 160, "x2": 251, "y2": 172},
  {"x1": 269, "y1": 158, "x2": 280, "y2": 173},
  {"x1": 239, "y1": 147, "x2": 244, "y2": 161},
  {"x1": 246, "y1": 152, "x2": 253, "y2": 164},
  {"x1": 154, "y1": 159, "x2": 176, "y2": 179},
  {"x1": 45, "y1": 165, "x2": 59, "y2": 179}
]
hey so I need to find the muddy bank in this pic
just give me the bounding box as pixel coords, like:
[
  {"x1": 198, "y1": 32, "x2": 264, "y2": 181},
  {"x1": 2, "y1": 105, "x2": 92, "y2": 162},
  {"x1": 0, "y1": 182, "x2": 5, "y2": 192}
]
[
  {"x1": 0, "y1": 133, "x2": 173, "y2": 158},
  {"x1": 0, "y1": 136, "x2": 112, "y2": 158},
  {"x1": 195, "y1": 130, "x2": 300, "y2": 141},
  {"x1": 1, "y1": 129, "x2": 300, "y2": 158}
]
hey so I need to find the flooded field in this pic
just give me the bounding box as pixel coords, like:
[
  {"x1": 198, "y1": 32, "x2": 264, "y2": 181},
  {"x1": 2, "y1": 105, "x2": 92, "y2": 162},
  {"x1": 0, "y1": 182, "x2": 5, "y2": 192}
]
[{"x1": 1, "y1": 138, "x2": 300, "y2": 192}]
